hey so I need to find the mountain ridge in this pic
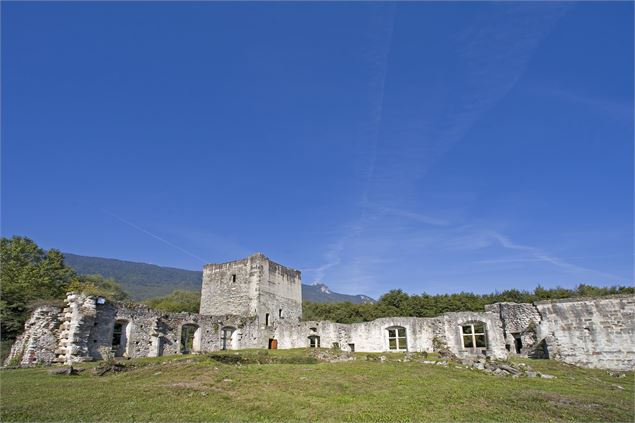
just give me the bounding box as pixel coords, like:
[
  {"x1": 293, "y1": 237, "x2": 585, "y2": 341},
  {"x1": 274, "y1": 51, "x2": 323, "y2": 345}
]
[{"x1": 63, "y1": 253, "x2": 375, "y2": 304}]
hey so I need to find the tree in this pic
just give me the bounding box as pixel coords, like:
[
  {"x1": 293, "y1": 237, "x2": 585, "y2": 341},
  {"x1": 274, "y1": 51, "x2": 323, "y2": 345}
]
[
  {"x1": 67, "y1": 274, "x2": 130, "y2": 301},
  {"x1": 144, "y1": 290, "x2": 200, "y2": 313},
  {"x1": 0, "y1": 236, "x2": 77, "y2": 340}
]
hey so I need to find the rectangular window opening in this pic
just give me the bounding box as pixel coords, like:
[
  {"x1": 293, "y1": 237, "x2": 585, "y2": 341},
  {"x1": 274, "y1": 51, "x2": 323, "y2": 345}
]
[{"x1": 387, "y1": 327, "x2": 408, "y2": 351}]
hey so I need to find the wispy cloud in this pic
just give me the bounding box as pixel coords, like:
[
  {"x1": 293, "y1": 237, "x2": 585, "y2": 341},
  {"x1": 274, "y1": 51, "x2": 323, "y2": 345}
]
[
  {"x1": 371, "y1": 204, "x2": 450, "y2": 226},
  {"x1": 463, "y1": 229, "x2": 624, "y2": 280},
  {"x1": 494, "y1": 233, "x2": 626, "y2": 281},
  {"x1": 311, "y1": 4, "x2": 580, "y2": 292},
  {"x1": 308, "y1": 5, "x2": 396, "y2": 285},
  {"x1": 102, "y1": 209, "x2": 207, "y2": 263}
]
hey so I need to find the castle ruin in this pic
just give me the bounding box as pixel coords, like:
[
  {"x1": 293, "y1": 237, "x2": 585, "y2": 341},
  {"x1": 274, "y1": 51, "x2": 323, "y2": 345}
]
[{"x1": 6, "y1": 253, "x2": 635, "y2": 371}]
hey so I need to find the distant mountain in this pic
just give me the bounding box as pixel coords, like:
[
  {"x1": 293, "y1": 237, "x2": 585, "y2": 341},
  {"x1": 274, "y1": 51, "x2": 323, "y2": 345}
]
[
  {"x1": 303, "y1": 283, "x2": 375, "y2": 304},
  {"x1": 63, "y1": 253, "x2": 375, "y2": 304}
]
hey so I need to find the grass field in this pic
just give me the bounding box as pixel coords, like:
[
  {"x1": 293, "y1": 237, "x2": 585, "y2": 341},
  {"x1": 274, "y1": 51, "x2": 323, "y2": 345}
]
[{"x1": 1, "y1": 349, "x2": 633, "y2": 422}]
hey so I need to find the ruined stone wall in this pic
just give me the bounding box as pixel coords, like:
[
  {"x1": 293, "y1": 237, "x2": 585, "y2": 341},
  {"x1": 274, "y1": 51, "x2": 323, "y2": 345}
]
[
  {"x1": 58, "y1": 292, "x2": 99, "y2": 364},
  {"x1": 441, "y1": 311, "x2": 508, "y2": 360},
  {"x1": 105, "y1": 303, "x2": 265, "y2": 358},
  {"x1": 535, "y1": 295, "x2": 635, "y2": 371},
  {"x1": 276, "y1": 321, "x2": 353, "y2": 350},
  {"x1": 4, "y1": 306, "x2": 63, "y2": 367},
  {"x1": 484, "y1": 302, "x2": 542, "y2": 355},
  {"x1": 347, "y1": 317, "x2": 435, "y2": 353},
  {"x1": 485, "y1": 302, "x2": 541, "y2": 334},
  {"x1": 275, "y1": 312, "x2": 507, "y2": 358},
  {"x1": 8, "y1": 288, "x2": 633, "y2": 371}
]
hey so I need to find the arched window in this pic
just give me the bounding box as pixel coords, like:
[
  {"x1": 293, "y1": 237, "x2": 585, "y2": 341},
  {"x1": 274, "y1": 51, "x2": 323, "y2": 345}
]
[
  {"x1": 461, "y1": 322, "x2": 487, "y2": 351},
  {"x1": 221, "y1": 326, "x2": 236, "y2": 350},
  {"x1": 386, "y1": 326, "x2": 407, "y2": 351},
  {"x1": 308, "y1": 335, "x2": 320, "y2": 348}
]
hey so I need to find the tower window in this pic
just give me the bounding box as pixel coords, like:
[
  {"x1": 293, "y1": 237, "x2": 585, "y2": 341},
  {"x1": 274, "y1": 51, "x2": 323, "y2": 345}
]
[
  {"x1": 278, "y1": 309, "x2": 282, "y2": 318},
  {"x1": 231, "y1": 274, "x2": 236, "y2": 283},
  {"x1": 265, "y1": 313, "x2": 270, "y2": 326}
]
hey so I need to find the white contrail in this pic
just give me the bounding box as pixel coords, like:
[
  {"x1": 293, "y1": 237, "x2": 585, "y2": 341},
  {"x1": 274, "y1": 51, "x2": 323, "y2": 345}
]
[{"x1": 101, "y1": 209, "x2": 206, "y2": 264}]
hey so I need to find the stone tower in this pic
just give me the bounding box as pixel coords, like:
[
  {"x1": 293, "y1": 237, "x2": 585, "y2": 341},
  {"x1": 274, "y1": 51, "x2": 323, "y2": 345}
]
[{"x1": 199, "y1": 253, "x2": 302, "y2": 324}]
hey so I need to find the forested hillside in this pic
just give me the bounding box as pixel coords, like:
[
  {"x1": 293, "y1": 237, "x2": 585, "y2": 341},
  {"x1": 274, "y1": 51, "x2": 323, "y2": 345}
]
[{"x1": 63, "y1": 253, "x2": 202, "y2": 299}]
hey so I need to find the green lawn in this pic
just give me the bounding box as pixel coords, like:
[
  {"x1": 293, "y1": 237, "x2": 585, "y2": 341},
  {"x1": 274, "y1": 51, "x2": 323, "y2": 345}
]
[{"x1": 1, "y1": 349, "x2": 633, "y2": 422}]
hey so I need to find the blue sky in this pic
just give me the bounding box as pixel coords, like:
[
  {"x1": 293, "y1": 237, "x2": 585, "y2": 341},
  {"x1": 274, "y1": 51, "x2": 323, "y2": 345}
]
[{"x1": 2, "y1": 2, "x2": 633, "y2": 298}]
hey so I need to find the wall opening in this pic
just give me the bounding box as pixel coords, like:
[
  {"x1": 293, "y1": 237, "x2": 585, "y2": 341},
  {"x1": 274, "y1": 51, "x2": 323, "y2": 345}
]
[
  {"x1": 386, "y1": 326, "x2": 408, "y2": 351},
  {"x1": 231, "y1": 274, "x2": 236, "y2": 283},
  {"x1": 112, "y1": 320, "x2": 129, "y2": 357},
  {"x1": 268, "y1": 339, "x2": 278, "y2": 349},
  {"x1": 308, "y1": 335, "x2": 320, "y2": 348},
  {"x1": 151, "y1": 336, "x2": 164, "y2": 357},
  {"x1": 512, "y1": 333, "x2": 522, "y2": 354},
  {"x1": 279, "y1": 309, "x2": 282, "y2": 318},
  {"x1": 180, "y1": 324, "x2": 200, "y2": 354},
  {"x1": 221, "y1": 326, "x2": 236, "y2": 350},
  {"x1": 348, "y1": 343, "x2": 355, "y2": 352},
  {"x1": 528, "y1": 339, "x2": 550, "y2": 359},
  {"x1": 461, "y1": 322, "x2": 487, "y2": 353},
  {"x1": 265, "y1": 313, "x2": 270, "y2": 326}
]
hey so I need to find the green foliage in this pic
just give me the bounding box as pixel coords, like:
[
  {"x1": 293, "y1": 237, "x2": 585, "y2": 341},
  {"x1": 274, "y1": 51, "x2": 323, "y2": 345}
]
[
  {"x1": 303, "y1": 285, "x2": 634, "y2": 323},
  {"x1": 144, "y1": 290, "x2": 201, "y2": 313},
  {"x1": 0, "y1": 339, "x2": 15, "y2": 365},
  {"x1": 0, "y1": 236, "x2": 77, "y2": 340},
  {"x1": 67, "y1": 274, "x2": 130, "y2": 301}
]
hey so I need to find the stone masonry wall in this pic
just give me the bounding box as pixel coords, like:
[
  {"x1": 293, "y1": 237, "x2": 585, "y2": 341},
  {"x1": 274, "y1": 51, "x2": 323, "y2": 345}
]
[
  {"x1": 5, "y1": 306, "x2": 63, "y2": 367},
  {"x1": 535, "y1": 295, "x2": 635, "y2": 371},
  {"x1": 485, "y1": 302, "x2": 542, "y2": 355},
  {"x1": 257, "y1": 257, "x2": 302, "y2": 326},
  {"x1": 275, "y1": 312, "x2": 508, "y2": 359},
  {"x1": 200, "y1": 256, "x2": 258, "y2": 316}
]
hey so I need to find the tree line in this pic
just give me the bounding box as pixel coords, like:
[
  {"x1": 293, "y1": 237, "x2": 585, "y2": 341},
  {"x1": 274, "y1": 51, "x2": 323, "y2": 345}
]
[{"x1": 301, "y1": 284, "x2": 634, "y2": 324}]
